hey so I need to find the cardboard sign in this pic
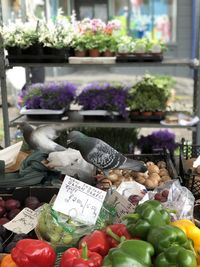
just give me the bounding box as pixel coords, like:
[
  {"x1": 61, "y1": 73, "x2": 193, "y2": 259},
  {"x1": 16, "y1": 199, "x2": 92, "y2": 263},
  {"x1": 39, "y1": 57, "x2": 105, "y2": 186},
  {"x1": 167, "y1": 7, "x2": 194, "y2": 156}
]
[
  {"x1": 53, "y1": 175, "x2": 106, "y2": 225},
  {"x1": 107, "y1": 191, "x2": 135, "y2": 222},
  {"x1": 4, "y1": 208, "x2": 38, "y2": 234}
]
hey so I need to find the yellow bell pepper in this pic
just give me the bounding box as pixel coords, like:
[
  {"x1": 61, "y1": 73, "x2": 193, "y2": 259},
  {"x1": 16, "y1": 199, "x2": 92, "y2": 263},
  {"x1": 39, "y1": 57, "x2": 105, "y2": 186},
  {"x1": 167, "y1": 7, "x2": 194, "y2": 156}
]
[{"x1": 171, "y1": 219, "x2": 200, "y2": 264}]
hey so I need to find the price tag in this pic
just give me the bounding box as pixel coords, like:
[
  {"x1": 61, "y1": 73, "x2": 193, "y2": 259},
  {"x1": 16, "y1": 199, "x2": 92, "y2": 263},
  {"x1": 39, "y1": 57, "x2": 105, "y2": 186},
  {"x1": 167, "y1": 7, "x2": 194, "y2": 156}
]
[
  {"x1": 3, "y1": 208, "x2": 38, "y2": 234},
  {"x1": 107, "y1": 191, "x2": 135, "y2": 222},
  {"x1": 53, "y1": 175, "x2": 107, "y2": 225}
]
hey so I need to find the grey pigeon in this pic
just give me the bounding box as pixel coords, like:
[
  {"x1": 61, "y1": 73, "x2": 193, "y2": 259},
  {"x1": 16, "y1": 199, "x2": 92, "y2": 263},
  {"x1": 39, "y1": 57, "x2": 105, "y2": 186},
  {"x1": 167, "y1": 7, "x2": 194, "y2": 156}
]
[
  {"x1": 20, "y1": 122, "x2": 67, "y2": 153},
  {"x1": 67, "y1": 130, "x2": 147, "y2": 175}
]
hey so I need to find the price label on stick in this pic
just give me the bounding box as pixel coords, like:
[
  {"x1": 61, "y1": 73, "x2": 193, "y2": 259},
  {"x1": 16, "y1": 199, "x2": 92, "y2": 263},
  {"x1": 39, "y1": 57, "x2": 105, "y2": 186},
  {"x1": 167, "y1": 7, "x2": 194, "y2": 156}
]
[{"x1": 53, "y1": 175, "x2": 107, "y2": 225}]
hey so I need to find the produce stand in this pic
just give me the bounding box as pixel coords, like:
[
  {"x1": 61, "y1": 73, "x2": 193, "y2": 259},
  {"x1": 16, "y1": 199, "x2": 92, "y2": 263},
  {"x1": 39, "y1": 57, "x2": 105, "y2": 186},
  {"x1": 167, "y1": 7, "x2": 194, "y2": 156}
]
[{"x1": 0, "y1": 2, "x2": 200, "y2": 267}]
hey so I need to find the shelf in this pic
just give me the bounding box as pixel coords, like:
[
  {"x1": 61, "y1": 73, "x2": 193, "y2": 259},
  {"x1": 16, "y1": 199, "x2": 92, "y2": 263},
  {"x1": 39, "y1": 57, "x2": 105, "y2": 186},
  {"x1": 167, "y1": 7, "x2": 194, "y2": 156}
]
[
  {"x1": 9, "y1": 111, "x2": 197, "y2": 130},
  {"x1": 6, "y1": 58, "x2": 199, "y2": 69}
]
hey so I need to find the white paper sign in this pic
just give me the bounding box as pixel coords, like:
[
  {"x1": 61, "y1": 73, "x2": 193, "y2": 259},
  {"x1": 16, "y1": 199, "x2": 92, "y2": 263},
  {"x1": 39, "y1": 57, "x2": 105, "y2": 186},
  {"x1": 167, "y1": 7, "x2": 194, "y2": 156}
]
[
  {"x1": 4, "y1": 208, "x2": 38, "y2": 234},
  {"x1": 107, "y1": 191, "x2": 135, "y2": 222},
  {"x1": 53, "y1": 175, "x2": 107, "y2": 225}
]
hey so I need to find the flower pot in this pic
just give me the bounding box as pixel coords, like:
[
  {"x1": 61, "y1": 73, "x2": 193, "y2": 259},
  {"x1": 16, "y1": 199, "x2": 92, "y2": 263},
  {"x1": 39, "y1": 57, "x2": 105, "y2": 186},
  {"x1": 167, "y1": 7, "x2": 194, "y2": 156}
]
[
  {"x1": 89, "y1": 48, "x2": 100, "y2": 57},
  {"x1": 75, "y1": 50, "x2": 87, "y2": 57},
  {"x1": 142, "y1": 111, "x2": 153, "y2": 116},
  {"x1": 103, "y1": 50, "x2": 114, "y2": 57}
]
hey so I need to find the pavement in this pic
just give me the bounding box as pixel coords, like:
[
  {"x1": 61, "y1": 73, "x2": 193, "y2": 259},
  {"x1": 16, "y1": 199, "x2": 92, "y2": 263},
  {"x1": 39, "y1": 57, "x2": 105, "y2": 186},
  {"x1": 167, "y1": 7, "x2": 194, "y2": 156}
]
[{"x1": 0, "y1": 74, "x2": 194, "y2": 147}]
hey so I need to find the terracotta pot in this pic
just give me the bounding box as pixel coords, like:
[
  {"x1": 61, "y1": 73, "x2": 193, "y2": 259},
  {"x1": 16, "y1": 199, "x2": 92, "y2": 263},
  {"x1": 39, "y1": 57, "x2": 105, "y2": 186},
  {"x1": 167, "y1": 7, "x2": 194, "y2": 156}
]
[
  {"x1": 103, "y1": 50, "x2": 114, "y2": 57},
  {"x1": 75, "y1": 50, "x2": 87, "y2": 57},
  {"x1": 142, "y1": 111, "x2": 153, "y2": 116},
  {"x1": 89, "y1": 48, "x2": 100, "y2": 57}
]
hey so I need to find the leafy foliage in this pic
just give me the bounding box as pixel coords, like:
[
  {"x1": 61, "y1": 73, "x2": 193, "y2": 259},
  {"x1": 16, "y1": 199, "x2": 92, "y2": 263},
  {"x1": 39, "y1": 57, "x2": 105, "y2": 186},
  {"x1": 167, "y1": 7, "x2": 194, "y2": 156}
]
[{"x1": 127, "y1": 75, "x2": 175, "y2": 111}]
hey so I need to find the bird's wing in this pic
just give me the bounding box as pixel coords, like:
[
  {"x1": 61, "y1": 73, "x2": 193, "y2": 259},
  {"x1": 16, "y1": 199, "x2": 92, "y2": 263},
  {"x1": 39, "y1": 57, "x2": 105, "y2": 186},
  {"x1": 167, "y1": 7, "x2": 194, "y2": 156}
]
[
  {"x1": 31, "y1": 130, "x2": 65, "y2": 152},
  {"x1": 86, "y1": 141, "x2": 125, "y2": 170},
  {"x1": 119, "y1": 157, "x2": 147, "y2": 172},
  {"x1": 35, "y1": 124, "x2": 65, "y2": 140}
]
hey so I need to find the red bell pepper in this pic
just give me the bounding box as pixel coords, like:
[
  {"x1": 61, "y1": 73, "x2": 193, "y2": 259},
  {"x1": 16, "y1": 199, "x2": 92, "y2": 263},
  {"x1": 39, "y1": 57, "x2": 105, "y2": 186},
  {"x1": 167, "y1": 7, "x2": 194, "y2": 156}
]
[
  {"x1": 105, "y1": 224, "x2": 133, "y2": 248},
  {"x1": 11, "y1": 239, "x2": 56, "y2": 267},
  {"x1": 60, "y1": 242, "x2": 102, "y2": 267},
  {"x1": 79, "y1": 230, "x2": 110, "y2": 256}
]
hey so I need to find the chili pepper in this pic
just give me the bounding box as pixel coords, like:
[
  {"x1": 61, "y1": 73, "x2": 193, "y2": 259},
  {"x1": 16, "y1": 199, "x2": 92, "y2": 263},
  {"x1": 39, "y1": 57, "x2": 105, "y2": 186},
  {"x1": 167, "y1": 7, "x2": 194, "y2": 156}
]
[
  {"x1": 171, "y1": 219, "x2": 200, "y2": 264},
  {"x1": 0, "y1": 254, "x2": 18, "y2": 267},
  {"x1": 11, "y1": 239, "x2": 56, "y2": 267},
  {"x1": 103, "y1": 239, "x2": 154, "y2": 267},
  {"x1": 60, "y1": 242, "x2": 102, "y2": 267},
  {"x1": 154, "y1": 245, "x2": 197, "y2": 267},
  {"x1": 123, "y1": 200, "x2": 172, "y2": 240},
  {"x1": 147, "y1": 224, "x2": 193, "y2": 255},
  {"x1": 105, "y1": 224, "x2": 133, "y2": 248},
  {"x1": 79, "y1": 229, "x2": 110, "y2": 256}
]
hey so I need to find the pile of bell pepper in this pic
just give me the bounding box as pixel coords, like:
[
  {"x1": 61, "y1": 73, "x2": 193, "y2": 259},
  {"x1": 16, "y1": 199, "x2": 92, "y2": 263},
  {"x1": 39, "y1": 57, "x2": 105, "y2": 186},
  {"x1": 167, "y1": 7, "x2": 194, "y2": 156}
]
[
  {"x1": 1, "y1": 200, "x2": 200, "y2": 267},
  {"x1": 59, "y1": 200, "x2": 200, "y2": 267}
]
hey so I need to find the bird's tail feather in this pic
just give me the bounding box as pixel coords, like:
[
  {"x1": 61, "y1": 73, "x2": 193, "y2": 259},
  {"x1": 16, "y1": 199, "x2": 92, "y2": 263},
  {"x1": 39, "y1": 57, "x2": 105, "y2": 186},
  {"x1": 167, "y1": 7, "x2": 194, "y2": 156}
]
[{"x1": 120, "y1": 158, "x2": 147, "y2": 173}]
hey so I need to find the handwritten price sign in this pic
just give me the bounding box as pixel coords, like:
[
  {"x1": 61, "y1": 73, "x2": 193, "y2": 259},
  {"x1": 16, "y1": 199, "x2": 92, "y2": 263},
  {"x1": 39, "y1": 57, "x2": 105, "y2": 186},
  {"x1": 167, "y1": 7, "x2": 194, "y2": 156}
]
[
  {"x1": 53, "y1": 175, "x2": 106, "y2": 225},
  {"x1": 4, "y1": 208, "x2": 38, "y2": 234}
]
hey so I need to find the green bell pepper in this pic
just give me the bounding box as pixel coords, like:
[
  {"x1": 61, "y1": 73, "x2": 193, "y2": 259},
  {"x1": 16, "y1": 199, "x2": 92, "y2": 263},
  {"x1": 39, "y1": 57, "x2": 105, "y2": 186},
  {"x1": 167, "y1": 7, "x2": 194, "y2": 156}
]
[
  {"x1": 102, "y1": 240, "x2": 154, "y2": 267},
  {"x1": 154, "y1": 246, "x2": 197, "y2": 267},
  {"x1": 123, "y1": 200, "x2": 171, "y2": 240},
  {"x1": 147, "y1": 225, "x2": 192, "y2": 255}
]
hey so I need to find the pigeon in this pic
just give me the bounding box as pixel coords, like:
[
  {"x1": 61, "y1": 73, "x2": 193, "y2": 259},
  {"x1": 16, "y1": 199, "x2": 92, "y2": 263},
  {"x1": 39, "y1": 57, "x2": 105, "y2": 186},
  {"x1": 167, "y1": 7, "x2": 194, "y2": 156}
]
[
  {"x1": 20, "y1": 122, "x2": 67, "y2": 153},
  {"x1": 67, "y1": 130, "x2": 147, "y2": 175}
]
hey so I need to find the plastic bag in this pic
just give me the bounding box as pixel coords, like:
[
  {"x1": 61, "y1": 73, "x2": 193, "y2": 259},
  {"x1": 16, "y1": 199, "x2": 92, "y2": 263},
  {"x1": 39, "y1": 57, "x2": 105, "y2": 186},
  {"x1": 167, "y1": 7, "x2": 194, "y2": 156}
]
[
  {"x1": 36, "y1": 203, "x2": 95, "y2": 249},
  {"x1": 148, "y1": 179, "x2": 195, "y2": 220}
]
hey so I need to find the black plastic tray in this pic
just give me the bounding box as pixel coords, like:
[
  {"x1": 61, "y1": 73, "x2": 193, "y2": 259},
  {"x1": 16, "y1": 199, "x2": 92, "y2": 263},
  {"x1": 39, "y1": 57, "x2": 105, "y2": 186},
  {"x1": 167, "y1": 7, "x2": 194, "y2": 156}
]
[
  {"x1": 126, "y1": 149, "x2": 178, "y2": 180},
  {"x1": 116, "y1": 53, "x2": 163, "y2": 63},
  {"x1": 178, "y1": 138, "x2": 200, "y2": 198}
]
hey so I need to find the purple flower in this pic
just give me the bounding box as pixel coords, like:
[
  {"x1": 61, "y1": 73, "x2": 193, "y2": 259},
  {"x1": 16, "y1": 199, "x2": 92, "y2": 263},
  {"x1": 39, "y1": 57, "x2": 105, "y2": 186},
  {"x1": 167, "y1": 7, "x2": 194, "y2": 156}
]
[
  {"x1": 137, "y1": 129, "x2": 177, "y2": 153},
  {"x1": 77, "y1": 82, "x2": 129, "y2": 118},
  {"x1": 20, "y1": 81, "x2": 77, "y2": 110}
]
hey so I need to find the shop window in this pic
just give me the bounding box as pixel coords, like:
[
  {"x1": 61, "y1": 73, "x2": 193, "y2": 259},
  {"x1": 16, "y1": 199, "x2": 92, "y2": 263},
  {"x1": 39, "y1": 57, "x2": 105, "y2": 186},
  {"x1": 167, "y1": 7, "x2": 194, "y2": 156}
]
[
  {"x1": 73, "y1": 0, "x2": 108, "y2": 21},
  {"x1": 114, "y1": 0, "x2": 177, "y2": 43}
]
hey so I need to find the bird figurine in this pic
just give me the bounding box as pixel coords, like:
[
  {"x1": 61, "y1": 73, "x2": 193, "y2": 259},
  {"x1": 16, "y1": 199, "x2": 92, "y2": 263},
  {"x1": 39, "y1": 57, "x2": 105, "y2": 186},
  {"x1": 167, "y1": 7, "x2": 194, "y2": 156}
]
[
  {"x1": 67, "y1": 130, "x2": 147, "y2": 175},
  {"x1": 20, "y1": 122, "x2": 67, "y2": 153}
]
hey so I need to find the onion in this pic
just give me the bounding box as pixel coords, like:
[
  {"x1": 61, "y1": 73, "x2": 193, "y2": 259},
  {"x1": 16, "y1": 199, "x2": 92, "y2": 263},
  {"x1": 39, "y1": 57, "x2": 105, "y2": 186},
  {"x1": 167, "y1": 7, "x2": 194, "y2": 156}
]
[
  {"x1": 5, "y1": 199, "x2": 20, "y2": 211},
  {"x1": 8, "y1": 208, "x2": 21, "y2": 220},
  {"x1": 25, "y1": 196, "x2": 40, "y2": 210},
  {"x1": 0, "y1": 199, "x2": 5, "y2": 207},
  {"x1": 0, "y1": 206, "x2": 6, "y2": 218},
  {"x1": 0, "y1": 218, "x2": 9, "y2": 225}
]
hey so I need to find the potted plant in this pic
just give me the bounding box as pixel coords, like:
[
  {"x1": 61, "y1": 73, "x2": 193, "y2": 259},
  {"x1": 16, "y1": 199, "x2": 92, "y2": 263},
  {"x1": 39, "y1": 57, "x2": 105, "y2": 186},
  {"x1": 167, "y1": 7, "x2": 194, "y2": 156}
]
[
  {"x1": 116, "y1": 36, "x2": 133, "y2": 55},
  {"x1": 71, "y1": 34, "x2": 88, "y2": 56},
  {"x1": 2, "y1": 20, "x2": 39, "y2": 55},
  {"x1": 137, "y1": 129, "x2": 177, "y2": 156},
  {"x1": 19, "y1": 81, "x2": 77, "y2": 114},
  {"x1": 128, "y1": 74, "x2": 174, "y2": 120},
  {"x1": 38, "y1": 18, "x2": 74, "y2": 57},
  {"x1": 76, "y1": 82, "x2": 129, "y2": 118}
]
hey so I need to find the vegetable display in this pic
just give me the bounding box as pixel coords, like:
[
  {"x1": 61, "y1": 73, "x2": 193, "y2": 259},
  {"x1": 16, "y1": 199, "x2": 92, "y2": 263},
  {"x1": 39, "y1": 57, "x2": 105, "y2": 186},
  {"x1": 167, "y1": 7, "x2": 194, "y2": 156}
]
[
  {"x1": 103, "y1": 240, "x2": 154, "y2": 267},
  {"x1": 123, "y1": 200, "x2": 171, "y2": 239},
  {"x1": 154, "y1": 246, "x2": 197, "y2": 267},
  {"x1": 11, "y1": 239, "x2": 56, "y2": 267},
  {"x1": 171, "y1": 219, "x2": 200, "y2": 264},
  {"x1": 60, "y1": 242, "x2": 103, "y2": 267}
]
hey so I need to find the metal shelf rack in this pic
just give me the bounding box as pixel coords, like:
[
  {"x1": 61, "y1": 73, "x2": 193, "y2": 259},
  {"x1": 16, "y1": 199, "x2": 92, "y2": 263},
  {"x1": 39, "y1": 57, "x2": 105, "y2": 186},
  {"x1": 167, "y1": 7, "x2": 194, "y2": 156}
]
[{"x1": 0, "y1": 2, "x2": 200, "y2": 147}]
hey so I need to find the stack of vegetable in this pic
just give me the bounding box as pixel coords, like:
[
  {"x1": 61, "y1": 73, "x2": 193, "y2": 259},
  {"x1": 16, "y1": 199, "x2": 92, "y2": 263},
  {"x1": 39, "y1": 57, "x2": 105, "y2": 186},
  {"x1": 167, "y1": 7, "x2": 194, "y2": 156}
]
[{"x1": 1, "y1": 200, "x2": 200, "y2": 267}]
